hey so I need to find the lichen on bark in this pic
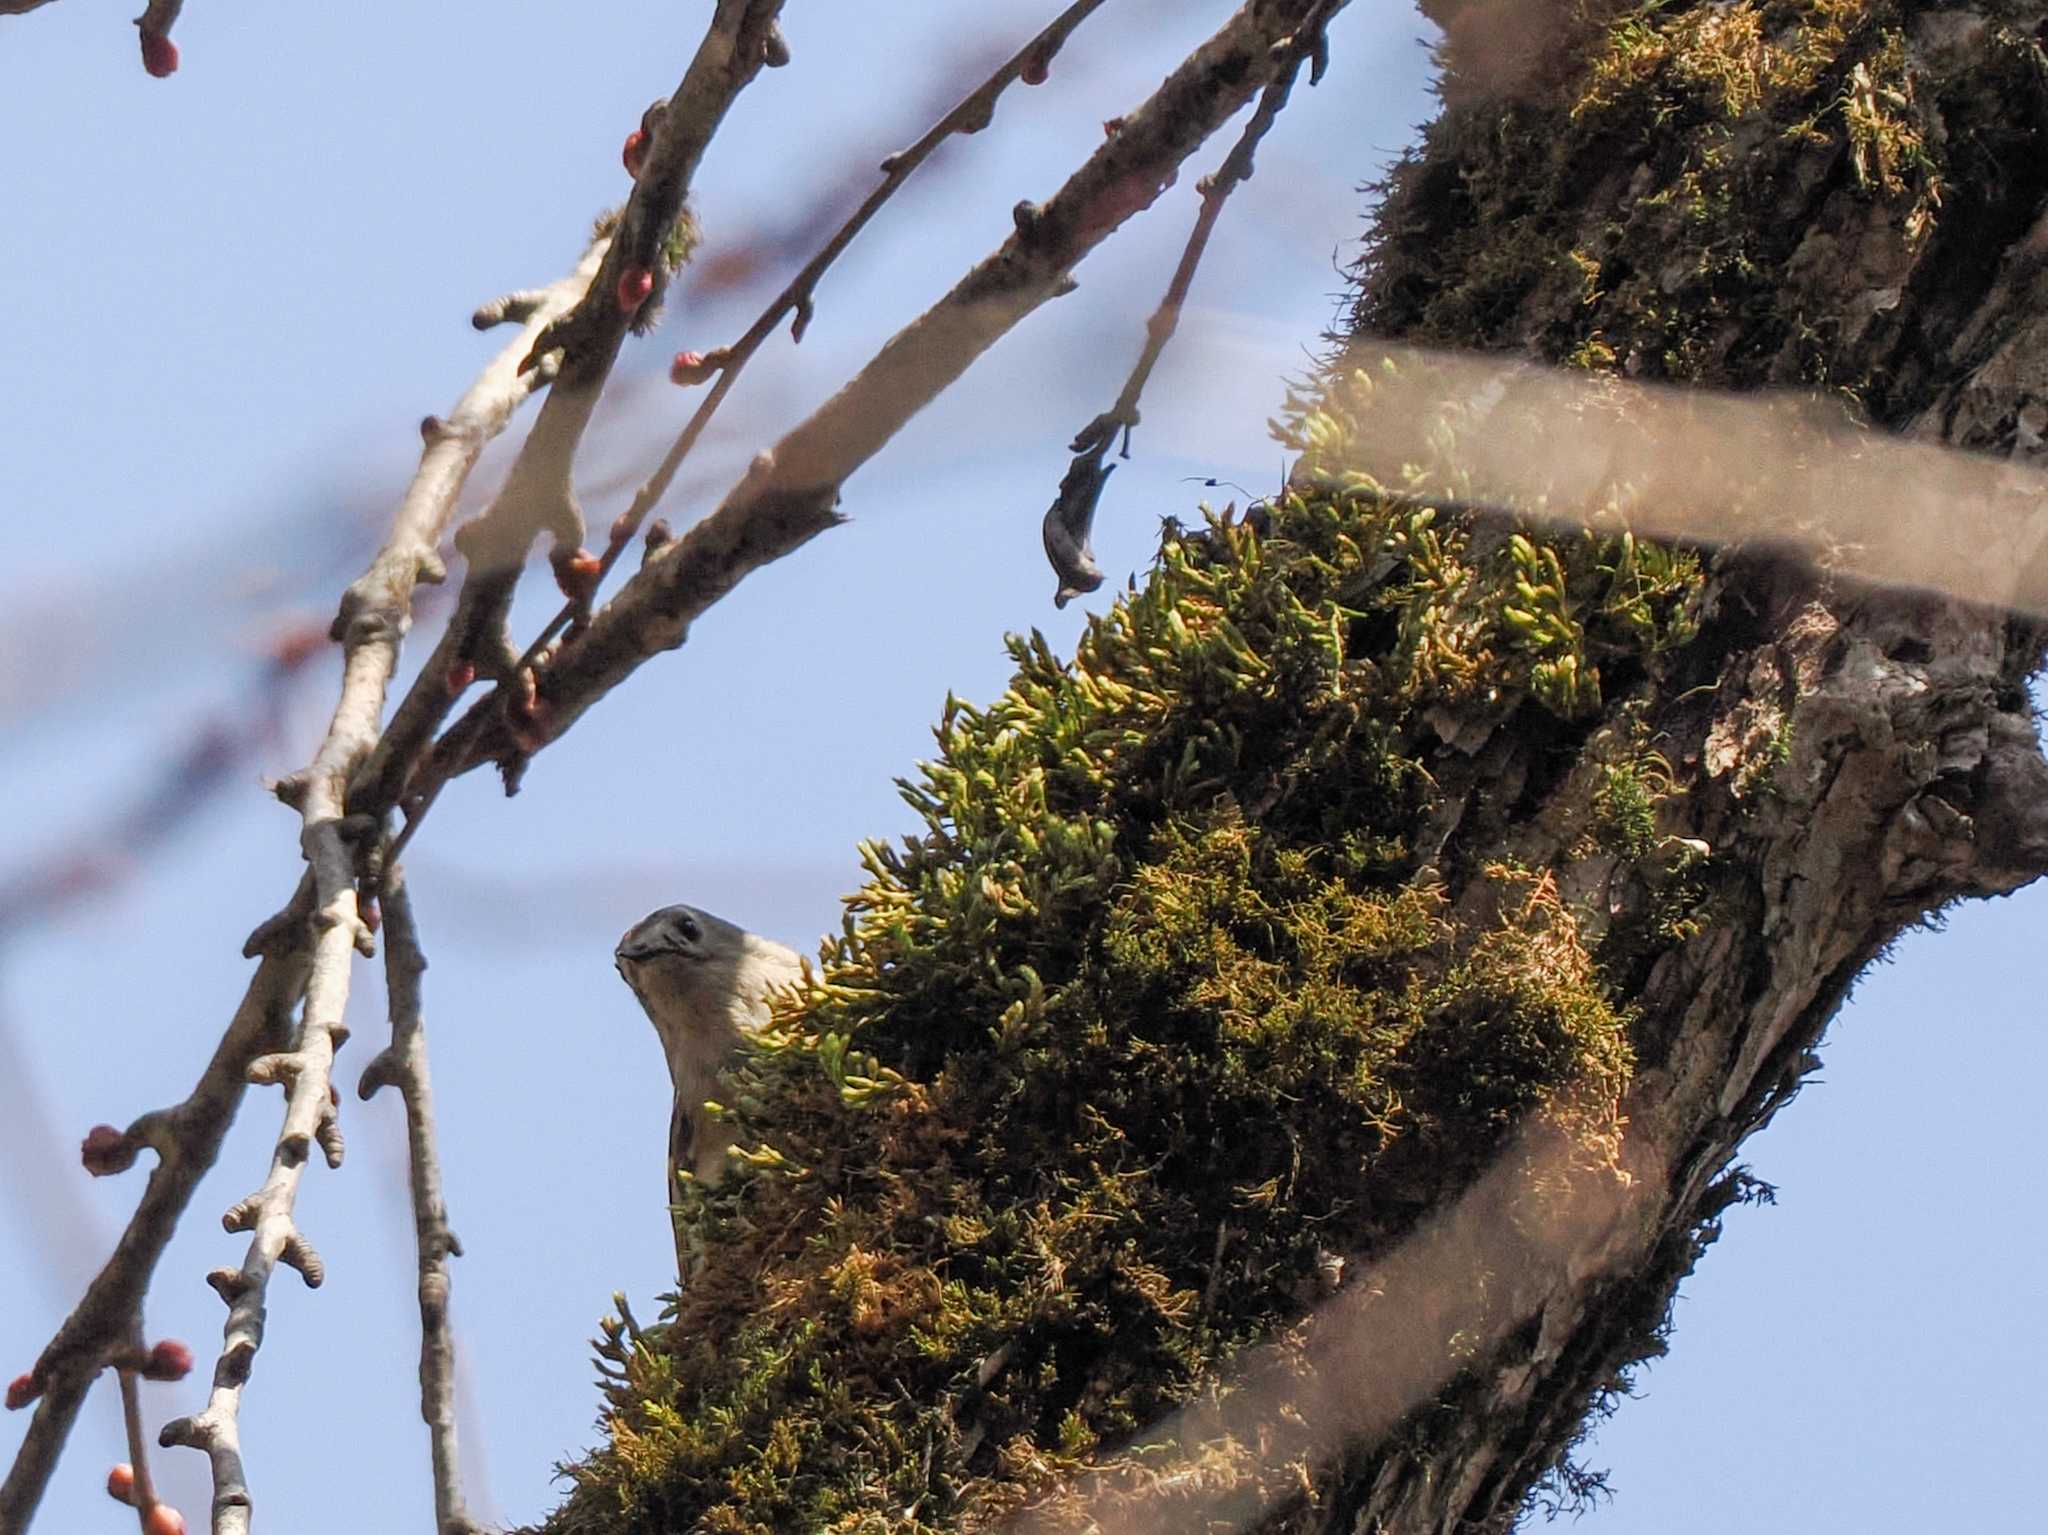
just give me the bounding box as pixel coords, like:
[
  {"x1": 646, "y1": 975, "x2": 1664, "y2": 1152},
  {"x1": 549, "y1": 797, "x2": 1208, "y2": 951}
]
[{"x1": 535, "y1": 3, "x2": 2048, "y2": 1531}]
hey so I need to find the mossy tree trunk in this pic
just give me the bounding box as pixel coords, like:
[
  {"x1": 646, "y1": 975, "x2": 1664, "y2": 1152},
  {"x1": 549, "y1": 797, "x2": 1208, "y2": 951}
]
[
  {"x1": 1288, "y1": 1, "x2": 2048, "y2": 1526},
  {"x1": 539, "y1": 5, "x2": 2048, "y2": 1532}
]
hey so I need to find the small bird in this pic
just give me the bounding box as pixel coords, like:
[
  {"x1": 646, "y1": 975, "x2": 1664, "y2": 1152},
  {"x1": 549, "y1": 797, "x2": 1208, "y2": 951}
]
[{"x1": 614, "y1": 904, "x2": 803, "y2": 1224}]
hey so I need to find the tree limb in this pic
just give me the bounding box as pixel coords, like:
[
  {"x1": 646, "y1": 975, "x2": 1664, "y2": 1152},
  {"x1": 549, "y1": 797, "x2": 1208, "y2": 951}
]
[
  {"x1": 358, "y1": 873, "x2": 477, "y2": 1535},
  {"x1": 1046, "y1": 0, "x2": 1335, "y2": 605},
  {"x1": 507, "y1": 0, "x2": 1119, "y2": 672},
  {"x1": 2, "y1": 229, "x2": 601, "y2": 1535},
  {"x1": 437, "y1": 0, "x2": 1354, "y2": 782},
  {"x1": 0, "y1": 929, "x2": 308, "y2": 1534},
  {"x1": 348, "y1": 0, "x2": 793, "y2": 823}
]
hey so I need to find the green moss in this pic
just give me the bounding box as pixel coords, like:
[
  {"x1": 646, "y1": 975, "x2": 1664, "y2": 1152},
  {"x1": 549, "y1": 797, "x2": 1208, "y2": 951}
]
[
  {"x1": 536, "y1": 475, "x2": 1670, "y2": 1534},
  {"x1": 1359, "y1": 0, "x2": 1948, "y2": 389},
  {"x1": 532, "y1": 4, "x2": 2042, "y2": 1528}
]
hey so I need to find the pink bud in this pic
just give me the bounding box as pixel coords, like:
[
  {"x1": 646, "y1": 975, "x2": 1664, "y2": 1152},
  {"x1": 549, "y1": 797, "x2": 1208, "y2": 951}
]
[
  {"x1": 107, "y1": 1464, "x2": 137, "y2": 1506},
  {"x1": 143, "y1": 1504, "x2": 188, "y2": 1535},
  {"x1": 141, "y1": 1340, "x2": 194, "y2": 1382},
  {"x1": 615, "y1": 267, "x2": 654, "y2": 314},
  {"x1": 443, "y1": 661, "x2": 476, "y2": 697},
  {"x1": 139, "y1": 30, "x2": 179, "y2": 78},
  {"x1": 669, "y1": 350, "x2": 714, "y2": 387},
  {"x1": 81, "y1": 1124, "x2": 136, "y2": 1177}
]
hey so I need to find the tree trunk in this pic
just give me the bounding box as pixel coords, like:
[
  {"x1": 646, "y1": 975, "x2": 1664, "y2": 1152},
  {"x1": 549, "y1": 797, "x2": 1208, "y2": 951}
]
[
  {"x1": 1293, "y1": 0, "x2": 2048, "y2": 1526},
  {"x1": 537, "y1": 4, "x2": 2048, "y2": 1530}
]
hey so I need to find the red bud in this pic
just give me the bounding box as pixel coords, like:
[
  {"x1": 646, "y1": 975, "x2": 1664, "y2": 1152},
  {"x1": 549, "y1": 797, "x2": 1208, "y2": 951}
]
[
  {"x1": 669, "y1": 350, "x2": 714, "y2": 387},
  {"x1": 107, "y1": 1464, "x2": 137, "y2": 1506},
  {"x1": 622, "y1": 129, "x2": 649, "y2": 179},
  {"x1": 81, "y1": 1124, "x2": 136, "y2": 1177},
  {"x1": 143, "y1": 1504, "x2": 188, "y2": 1535},
  {"x1": 141, "y1": 1340, "x2": 194, "y2": 1382},
  {"x1": 443, "y1": 661, "x2": 476, "y2": 697},
  {"x1": 5, "y1": 1373, "x2": 37, "y2": 1411},
  {"x1": 615, "y1": 267, "x2": 654, "y2": 314},
  {"x1": 1021, "y1": 56, "x2": 1049, "y2": 86},
  {"x1": 139, "y1": 30, "x2": 179, "y2": 78}
]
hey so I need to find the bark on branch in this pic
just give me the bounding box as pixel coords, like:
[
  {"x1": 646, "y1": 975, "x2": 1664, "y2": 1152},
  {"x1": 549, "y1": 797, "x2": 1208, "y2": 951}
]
[
  {"x1": 433, "y1": 0, "x2": 1352, "y2": 783},
  {"x1": 349, "y1": 0, "x2": 792, "y2": 825},
  {"x1": 357, "y1": 873, "x2": 476, "y2": 1535}
]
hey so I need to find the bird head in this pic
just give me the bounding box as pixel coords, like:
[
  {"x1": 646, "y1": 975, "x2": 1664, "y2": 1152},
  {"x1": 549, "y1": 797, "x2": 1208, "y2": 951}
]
[
  {"x1": 615, "y1": 903, "x2": 802, "y2": 1052},
  {"x1": 616, "y1": 903, "x2": 745, "y2": 990}
]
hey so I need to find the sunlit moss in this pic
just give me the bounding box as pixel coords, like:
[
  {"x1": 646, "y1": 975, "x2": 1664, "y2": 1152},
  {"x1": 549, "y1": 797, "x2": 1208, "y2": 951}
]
[
  {"x1": 528, "y1": 2, "x2": 2036, "y2": 1528},
  {"x1": 535, "y1": 478, "x2": 1659, "y2": 1534}
]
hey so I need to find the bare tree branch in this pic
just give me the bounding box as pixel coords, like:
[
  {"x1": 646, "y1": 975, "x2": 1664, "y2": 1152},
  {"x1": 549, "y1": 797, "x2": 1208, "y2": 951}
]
[
  {"x1": 115, "y1": 1364, "x2": 167, "y2": 1535},
  {"x1": 1, "y1": 234, "x2": 600, "y2": 1535},
  {"x1": 349, "y1": 0, "x2": 793, "y2": 826},
  {"x1": 431, "y1": 0, "x2": 1352, "y2": 787},
  {"x1": 1046, "y1": 0, "x2": 1335, "y2": 604},
  {"x1": 357, "y1": 873, "x2": 476, "y2": 1535},
  {"x1": 0, "y1": 931, "x2": 308, "y2": 1534},
  {"x1": 508, "y1": 0, "x2": 1120, "y2": 670}
]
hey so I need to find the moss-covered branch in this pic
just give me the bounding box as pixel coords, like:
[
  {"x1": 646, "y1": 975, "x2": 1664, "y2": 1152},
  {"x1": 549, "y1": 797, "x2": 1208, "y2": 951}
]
[{"x1": 537, "y1": 3, "x2": 2048, "y2": 1531}]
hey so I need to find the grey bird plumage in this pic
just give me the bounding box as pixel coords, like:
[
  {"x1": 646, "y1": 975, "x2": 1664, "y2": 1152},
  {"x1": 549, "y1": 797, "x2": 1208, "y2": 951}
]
[{"x1": 614, "y1": 904, "x2": 803, "y2": 1236}]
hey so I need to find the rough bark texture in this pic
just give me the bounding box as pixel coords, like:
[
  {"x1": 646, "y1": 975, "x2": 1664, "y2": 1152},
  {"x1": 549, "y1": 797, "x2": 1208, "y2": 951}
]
[{"x1": 1293, "y1": 1, "x2": 2048, "y2": 1526}]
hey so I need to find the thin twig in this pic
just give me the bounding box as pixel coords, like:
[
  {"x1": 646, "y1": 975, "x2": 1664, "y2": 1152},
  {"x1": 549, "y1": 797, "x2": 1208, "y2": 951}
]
[
  {"x1": 1043, "y1": 0, "x2": 1337, "y2": 605},
  {"x1": 507, "y1": 0, "x2": 1119, "y2": 673},
  {"x1": 358, "y1": 872, "x2": 477, "y2": 1535},
  {"x1": 419, "y1": 0, "x2": 1354, "y2": 788},
  {"x1": 117, "y1": 1366, "x2": 163, "y2": 1535}
]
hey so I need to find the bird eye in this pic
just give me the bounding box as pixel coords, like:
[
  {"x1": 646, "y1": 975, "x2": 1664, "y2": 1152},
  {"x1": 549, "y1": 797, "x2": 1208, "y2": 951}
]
[{"x1": 675, "y1": 914, "x2": 702, "y2": 944}]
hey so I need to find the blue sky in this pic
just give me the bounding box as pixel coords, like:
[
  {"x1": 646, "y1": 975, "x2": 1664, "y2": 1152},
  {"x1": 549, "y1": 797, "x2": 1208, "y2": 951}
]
[{"x1": 1, "y1": 3, "x2": 2041, "y2": 1531}]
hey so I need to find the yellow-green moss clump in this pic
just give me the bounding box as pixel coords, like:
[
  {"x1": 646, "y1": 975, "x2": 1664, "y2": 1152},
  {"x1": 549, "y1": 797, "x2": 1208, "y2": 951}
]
[
  {"x1": 539, "y1": 451, "x2": 1699, "y2": 1532},
  {"x1": 535, "y1": 0, "x2": 2048, "y2": 1524}
]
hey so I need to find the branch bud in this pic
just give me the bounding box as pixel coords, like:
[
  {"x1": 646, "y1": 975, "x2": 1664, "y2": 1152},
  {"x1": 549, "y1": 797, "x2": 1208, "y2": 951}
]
[
  {"x1": 81, "y1": 1123, "x2": 138, "y2": 1177},
  {"x1": 107, "y1": 1463, "x2": 137, "y2": 1506},
  {"x1": 281, "y1": 1231, "x2": 327, "y2": 1289},
  {"x1": 552, "y1": 548, "x2": 604, "y2": 603},
  {"x1": 615, "y1": 266, "x2": 654, "y2": 314},
  {"x1": 5, "y1": 1372, "x2": 37, "y2": 1410},
  {"x1": 143, "y1": 1503, "x2": 188, "y2": 1535},
  {"x1": 138, "y1": 28, "x2": 179, "y2": 79},
  {"x1": 621, "y1": 129, "x2": 650, "y2": 180},
  {"x1": 141, "y1": 1340, "x2": 195, "y2": 1382}
]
